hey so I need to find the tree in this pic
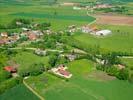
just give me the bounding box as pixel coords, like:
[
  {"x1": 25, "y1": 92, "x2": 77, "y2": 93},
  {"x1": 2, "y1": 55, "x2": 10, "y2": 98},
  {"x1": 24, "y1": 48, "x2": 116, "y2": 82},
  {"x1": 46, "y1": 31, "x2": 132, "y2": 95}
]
[
  {"x1": 117, "y1": 69, "x2": 129, "y2": 80},
  {"x1": 48, "y1": 53, "x2": 59, "y2": 67},
  {"x1": 29, "y1": 63, "x2": 45, "y2": 76}
]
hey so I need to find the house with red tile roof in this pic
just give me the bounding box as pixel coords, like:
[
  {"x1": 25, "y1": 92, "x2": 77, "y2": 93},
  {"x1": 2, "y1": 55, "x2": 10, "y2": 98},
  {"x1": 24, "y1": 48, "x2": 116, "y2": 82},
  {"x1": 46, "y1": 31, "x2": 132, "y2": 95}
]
[
  {"x1": 51, "y1": 65, "x2": 72, "y2": 78},
  {"x1": 4, "y1": 66, "x2": 17, "y2": 73},
  {"x1": 28, "y1": 33, "x2": 37, "y2": 40},
  {"x1": 0, "y1": 39, "x2": 5, "y2": 45}
]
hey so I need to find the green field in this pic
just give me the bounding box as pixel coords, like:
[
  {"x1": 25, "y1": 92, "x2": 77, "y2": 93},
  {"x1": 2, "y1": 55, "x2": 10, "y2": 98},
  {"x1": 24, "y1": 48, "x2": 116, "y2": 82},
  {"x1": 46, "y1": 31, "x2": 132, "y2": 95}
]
[
  {"x1": 0, "y1": 84, "x2": 39, "y2": 100},
  {"x1": 120, "y1": 58, "x2": 133, "y2": 71},
  {"x1": 0, "y1": 3, "x2": 95, "y2": 31},
  {"x1": 73, "y1": 25, "x2": 133, "y2": 53},
  {"x1": 13, "y1": 51, "x2": 49, "y2": 73},
  {"x1": 25, "y1": 59, "x2": 133, "y2": 100}
]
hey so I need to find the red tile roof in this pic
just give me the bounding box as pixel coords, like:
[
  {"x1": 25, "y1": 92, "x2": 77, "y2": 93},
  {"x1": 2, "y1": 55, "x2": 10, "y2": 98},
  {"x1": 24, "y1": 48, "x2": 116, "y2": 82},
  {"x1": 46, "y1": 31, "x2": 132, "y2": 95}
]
[
  {"x1": 0, "y1": 40, "x2": 5, "y2": 45},
  {"x1": 58, "y1": 69, "x2": 70, "y2": 76},
  {"x1": 28, "y1": 33, "x2": 37, "y2": 40},
  {"x1": 4, "y1": 66, "x2": 16, "y2": 73}
]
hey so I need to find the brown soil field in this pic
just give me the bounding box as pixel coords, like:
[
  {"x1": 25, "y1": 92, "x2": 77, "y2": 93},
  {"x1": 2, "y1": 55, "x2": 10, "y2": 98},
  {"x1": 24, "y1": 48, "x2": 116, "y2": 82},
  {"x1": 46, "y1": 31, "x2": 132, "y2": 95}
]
[{"x1": 95, "y1": 15, "x2": 133, "y2": 26}]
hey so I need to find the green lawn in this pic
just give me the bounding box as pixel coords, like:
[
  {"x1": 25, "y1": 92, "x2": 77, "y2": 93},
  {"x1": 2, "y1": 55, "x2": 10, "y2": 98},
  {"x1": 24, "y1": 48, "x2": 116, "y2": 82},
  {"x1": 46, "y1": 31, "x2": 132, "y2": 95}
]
[
  {"x1": 0, "y1": 84, "x2": 39, "y2": 100},
  {"x1": 13, "y1": 51, "x2": 49, "y2": 73},
  {"x1": 73, "y1": 25, "x2": 133, "y2": 53},
  {"x1": 25, "y1": 59, "x2": 133, "y2": 100}
]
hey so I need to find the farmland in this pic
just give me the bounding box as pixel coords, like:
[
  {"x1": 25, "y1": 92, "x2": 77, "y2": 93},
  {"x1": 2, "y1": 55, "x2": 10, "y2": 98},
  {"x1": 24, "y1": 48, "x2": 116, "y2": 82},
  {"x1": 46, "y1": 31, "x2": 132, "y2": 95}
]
[
  {"x1": 73, "y1": 25, "x2": 133, "y2": 53},
  {"x1": 0, "y1": 0, "x2": 133, "y2": 100},
  {"x1": 0, "y1": 84, "x2": 39, "y2": 100},
  {"x1": 25, "y1": 59, "x2": 133, "y2": 100},
  {"x1": 0, "y1": 4, "x2": 96, "y2": 31}
]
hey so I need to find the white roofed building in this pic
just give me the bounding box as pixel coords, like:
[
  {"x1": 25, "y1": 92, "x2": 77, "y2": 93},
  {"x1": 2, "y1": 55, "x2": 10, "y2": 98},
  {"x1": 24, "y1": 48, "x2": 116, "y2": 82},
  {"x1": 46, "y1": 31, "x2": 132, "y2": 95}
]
[{"x1": 95, "y1": 30, "x2": 111, "y2": 36}]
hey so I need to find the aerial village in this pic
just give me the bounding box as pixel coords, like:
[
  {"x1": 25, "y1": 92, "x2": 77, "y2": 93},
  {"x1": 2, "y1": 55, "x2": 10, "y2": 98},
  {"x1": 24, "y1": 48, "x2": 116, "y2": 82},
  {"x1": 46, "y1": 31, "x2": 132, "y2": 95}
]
[
  {"x1": 0, "y1": 19, "x2": 113, "y2": 79},
  {"x1": 0, "y1": 0, "x2": 133, "y2": 99}
]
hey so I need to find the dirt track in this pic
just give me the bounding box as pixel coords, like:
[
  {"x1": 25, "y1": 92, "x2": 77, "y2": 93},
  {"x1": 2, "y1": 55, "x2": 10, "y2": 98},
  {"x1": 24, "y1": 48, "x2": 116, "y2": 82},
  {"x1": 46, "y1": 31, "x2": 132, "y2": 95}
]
[{"x1": 95, "y1": 15, "x2": 133, "y2": 26}]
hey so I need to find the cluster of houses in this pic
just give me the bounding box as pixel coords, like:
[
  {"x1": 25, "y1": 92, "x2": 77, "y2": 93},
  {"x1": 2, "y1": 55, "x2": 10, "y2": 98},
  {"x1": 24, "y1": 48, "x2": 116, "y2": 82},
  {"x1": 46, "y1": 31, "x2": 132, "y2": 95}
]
[
  {"x1": 81, "y1": 25, "x2": 112, "y2": 36},
  {"x1": 0, "y1": 32, "x2": 20, "y2": 45},
  {"x1": 34, "y1": 48, "x2": 47, "y2": 56},
  {"x1": 66, "y1": 25, "x2": 112, "y2": 36},
  {"x1": 92, "y1": 4, "x2": 113, "y2": 9},
  {"x1": 50, "y1": 64, "x2": 72, "y2": 78},
  {"x1": 0, "y1": 27, "x2": 53, "y2": 46}
]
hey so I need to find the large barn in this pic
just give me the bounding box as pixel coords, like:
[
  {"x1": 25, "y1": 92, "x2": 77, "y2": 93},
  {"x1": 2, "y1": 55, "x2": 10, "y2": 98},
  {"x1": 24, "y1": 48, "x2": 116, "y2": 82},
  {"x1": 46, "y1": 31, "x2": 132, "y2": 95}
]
[{"x1": 95, "y1": 30, "x2": 112, "y2": 36}]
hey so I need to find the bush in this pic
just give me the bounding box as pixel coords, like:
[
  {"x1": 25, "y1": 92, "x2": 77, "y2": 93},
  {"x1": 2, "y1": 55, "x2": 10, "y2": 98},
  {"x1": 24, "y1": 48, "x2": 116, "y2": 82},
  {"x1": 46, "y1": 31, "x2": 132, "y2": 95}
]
[
  {"x1": 96, "y1": 64, "x2": 129, "y2": 80},
  {"x1": 117, "y1": 69, "x2": 129, "y2": 80},
  {"x1": 29, "y1": 63, "x2": 45, "y2": 76},
  {"x1": 19, "y1": 63, "x2": 45, "y2": 77}
]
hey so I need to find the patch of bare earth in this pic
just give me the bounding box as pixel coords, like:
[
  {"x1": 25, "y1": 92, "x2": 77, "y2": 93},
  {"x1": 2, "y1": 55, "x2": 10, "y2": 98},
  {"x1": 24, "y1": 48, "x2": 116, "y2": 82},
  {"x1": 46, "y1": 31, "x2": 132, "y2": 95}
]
[
  {"x1": 60, "y1": 2, "x2": 79, "y2": 6},
  {"x1": 95, "y1": 14, "x2": 133, "y2": 26},
  {"x1": 87, "y1": 70, "x2": 116, "y2": 81}
]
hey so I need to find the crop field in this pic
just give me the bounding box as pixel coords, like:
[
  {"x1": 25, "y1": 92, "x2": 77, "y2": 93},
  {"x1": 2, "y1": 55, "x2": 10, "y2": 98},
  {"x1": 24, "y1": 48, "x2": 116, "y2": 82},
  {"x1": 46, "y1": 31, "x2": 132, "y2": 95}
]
[
  {"x1": 95, "y1": 15, "x2": 133, "y2": 26},
  {"x1": 0, "y1": 84, "x2": 39, "y2": 100},
  {"x1": 73, "y1": 25, "x2": 133, "y2": 53},
  {"x1": 25, "y1": 59, "x2": 133, "y2": 100},
  {"x1": 0, "y1": 3, "x2": 96, "y2": 31}
]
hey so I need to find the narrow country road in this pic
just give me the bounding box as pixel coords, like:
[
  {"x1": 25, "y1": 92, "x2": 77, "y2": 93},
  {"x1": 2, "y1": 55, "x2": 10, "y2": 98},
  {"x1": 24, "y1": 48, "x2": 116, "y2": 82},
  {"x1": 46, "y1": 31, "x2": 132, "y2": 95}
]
[{"x1": 23, "y1": 79, "x2": 44, "y2": 100}]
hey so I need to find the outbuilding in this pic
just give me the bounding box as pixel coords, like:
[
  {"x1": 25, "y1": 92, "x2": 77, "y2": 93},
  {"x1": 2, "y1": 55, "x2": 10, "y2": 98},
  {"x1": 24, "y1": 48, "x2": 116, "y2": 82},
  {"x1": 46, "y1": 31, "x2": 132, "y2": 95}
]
[{"x1": 95, "y1": 30, "x2": 111, "y2": 36}]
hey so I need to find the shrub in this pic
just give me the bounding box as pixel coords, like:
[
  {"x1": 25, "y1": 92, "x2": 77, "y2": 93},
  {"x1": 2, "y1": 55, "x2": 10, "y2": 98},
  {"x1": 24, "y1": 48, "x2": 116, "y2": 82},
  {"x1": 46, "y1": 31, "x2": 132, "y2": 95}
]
[
  {"x1": 19, "y1": 63, "x2": 45, "y2": 77},
  {"x1": 117, "y1": 69, "x2": 129, "y2": 80}
]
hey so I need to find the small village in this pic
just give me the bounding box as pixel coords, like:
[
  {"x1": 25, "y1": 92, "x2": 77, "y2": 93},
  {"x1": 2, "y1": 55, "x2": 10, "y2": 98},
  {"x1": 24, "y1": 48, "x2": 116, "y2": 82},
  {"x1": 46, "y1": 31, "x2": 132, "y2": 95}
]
[
  {"x1": 0, "y1": 0, "x2": 133, "y2": 100},
  {"x1": 0, "y1": 19, "x2": 127, "y2": 81}
]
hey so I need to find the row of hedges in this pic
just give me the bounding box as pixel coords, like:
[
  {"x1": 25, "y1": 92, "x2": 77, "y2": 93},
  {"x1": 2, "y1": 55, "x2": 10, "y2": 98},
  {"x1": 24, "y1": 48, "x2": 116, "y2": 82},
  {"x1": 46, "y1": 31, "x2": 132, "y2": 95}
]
[{"x1": 96, "y1": 65, "x2": 129, "y2": 80}]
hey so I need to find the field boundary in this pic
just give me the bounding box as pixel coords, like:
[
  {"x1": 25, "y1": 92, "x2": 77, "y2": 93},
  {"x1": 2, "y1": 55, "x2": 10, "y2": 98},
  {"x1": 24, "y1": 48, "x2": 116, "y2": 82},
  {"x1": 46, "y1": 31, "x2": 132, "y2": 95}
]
[{"x1": 23, "y1": 80, "x2": 44, "y2": 100}]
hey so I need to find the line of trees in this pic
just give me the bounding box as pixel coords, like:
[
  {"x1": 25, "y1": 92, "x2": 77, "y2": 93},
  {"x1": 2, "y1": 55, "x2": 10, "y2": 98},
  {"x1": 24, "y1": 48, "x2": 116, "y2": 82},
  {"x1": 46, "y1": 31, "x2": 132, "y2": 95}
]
[{"x1": 0, "y1": 18, "x2": 31, "y2": 29}]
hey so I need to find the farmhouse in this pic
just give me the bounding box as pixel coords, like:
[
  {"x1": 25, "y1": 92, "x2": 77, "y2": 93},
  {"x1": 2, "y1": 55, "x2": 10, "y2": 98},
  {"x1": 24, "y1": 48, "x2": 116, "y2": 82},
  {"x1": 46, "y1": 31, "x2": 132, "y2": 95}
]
[
  {"x1": 95, "y1": 30, "x2": 112, "y2": 36},
  {"x1": 93, "y1": 4, "x2": 112, "y2": 9},
  {"x1": 51, "y1": 65, "x2": 72, "y2": 78},
  {"x1": 1, "y1": 32, "x2": 8, "y2": 37},
  {"x1": 81, "y1": 25, "x2": 98, "y2": 33},
  {"x1": 66, "y1": 54, "x2": 77, "y2": 61},
  {"x1": 22, "y1": 28, "x2": 30, "y2": 31},
  {"x1": 28, "y1": 33, "x2": 37, "y2": 40},
  {"x1": 0, "y1": 39, "x2": 5, "y2": 45},
  {"x1": 31, "y1": 30, "x2": 43, "y2": 37},
  {"x1": 34, "y1": 49, "x2": 47, "y2": 56},
  {"x1": 4, "y1": 66, "x2": 17, "y2": 73}
]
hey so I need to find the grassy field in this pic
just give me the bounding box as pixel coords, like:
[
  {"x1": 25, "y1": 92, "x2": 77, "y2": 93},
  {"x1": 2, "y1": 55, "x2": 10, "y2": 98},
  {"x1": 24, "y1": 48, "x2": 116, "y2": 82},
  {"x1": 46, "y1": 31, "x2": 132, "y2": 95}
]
[
  {"x1": 25, "y1": 59, "x2": 133, "y2": 100},
  {"x1": 0, "y1": 3, "x2": 95, "y2": 31},
  {"x1": 73, "y1": 25, "x2": 133, "y2": 53},
  {"x1": 13, "y1": 51, "x2": 49, "y2": 73},
  {"x1": 0, "y1": 84, "x2": 39, "y2": 100},
  {"x1": 120, "y1": 58, "x2": 133, "y2": 75}
]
